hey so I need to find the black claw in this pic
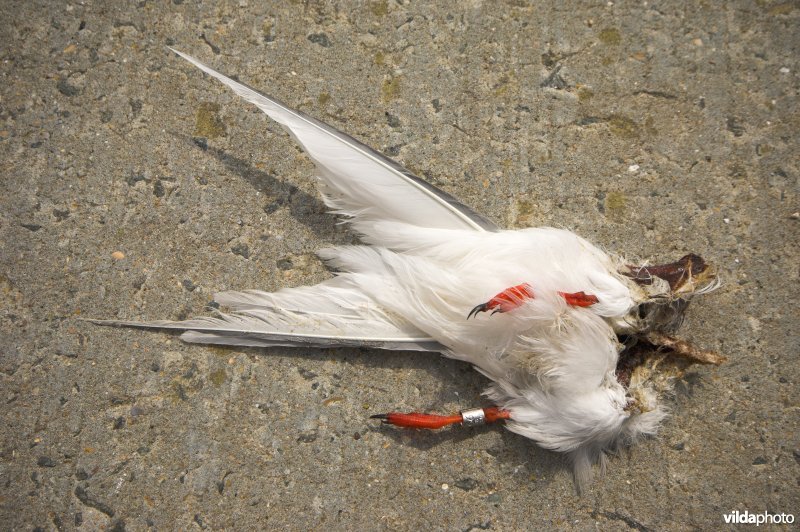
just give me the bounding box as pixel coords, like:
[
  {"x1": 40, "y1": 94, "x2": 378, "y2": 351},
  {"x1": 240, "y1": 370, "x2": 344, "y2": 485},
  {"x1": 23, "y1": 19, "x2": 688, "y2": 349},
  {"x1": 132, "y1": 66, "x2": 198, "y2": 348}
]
[
  {"x1": 467, "y1": 303, "x2": 488, "y2": 319},
  {"x1": 370, "y1": 414, "x2": 388, "y2": 421}
]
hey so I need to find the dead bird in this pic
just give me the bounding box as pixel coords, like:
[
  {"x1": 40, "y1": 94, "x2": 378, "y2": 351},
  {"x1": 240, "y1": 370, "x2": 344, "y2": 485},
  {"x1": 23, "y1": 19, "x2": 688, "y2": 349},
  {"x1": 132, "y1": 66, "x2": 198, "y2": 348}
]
[{"x1": 93, "y1": 49, "x2": 724, "y2": 490}]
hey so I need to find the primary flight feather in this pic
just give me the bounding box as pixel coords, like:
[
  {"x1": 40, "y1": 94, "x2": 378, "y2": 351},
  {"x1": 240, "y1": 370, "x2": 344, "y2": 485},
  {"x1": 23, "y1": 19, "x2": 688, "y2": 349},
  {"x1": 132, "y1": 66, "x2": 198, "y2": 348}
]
[{"x1": 95, "y1": 49, "x2": 723, "y2": 489}]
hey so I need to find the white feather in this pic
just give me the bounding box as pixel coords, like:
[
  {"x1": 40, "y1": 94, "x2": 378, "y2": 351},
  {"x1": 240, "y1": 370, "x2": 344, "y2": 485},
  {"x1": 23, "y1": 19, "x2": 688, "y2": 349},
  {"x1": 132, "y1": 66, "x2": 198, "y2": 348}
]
[
  {"x1": 94, "y1": 50, "x2": 719, "y2": 491},
  {"x1": 168, "y1": 48, "x2": 497, "y2": 236},
  {"x1": 92, "y1": 278, "x2": 441, "y2": 352}
]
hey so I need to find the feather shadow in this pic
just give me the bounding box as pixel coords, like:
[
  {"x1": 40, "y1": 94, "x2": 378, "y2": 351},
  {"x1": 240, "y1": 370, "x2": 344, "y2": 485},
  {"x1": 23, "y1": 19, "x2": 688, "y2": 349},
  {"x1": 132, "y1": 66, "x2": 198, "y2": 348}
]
[{"x1": 171, "y1": 132, "x2": 348, "y2": 241}]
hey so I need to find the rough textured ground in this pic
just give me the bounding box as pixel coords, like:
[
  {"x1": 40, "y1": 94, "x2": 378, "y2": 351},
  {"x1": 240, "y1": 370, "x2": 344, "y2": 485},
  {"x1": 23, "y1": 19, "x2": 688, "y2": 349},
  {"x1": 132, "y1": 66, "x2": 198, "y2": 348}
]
[{"x1": 1, "y1": 1, "x2": 798, "y2": 530}]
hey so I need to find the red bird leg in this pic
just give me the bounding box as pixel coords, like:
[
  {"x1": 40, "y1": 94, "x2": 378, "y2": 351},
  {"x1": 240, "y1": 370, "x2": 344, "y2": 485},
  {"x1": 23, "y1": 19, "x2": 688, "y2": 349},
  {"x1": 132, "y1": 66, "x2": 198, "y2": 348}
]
[
  {"x1": 371, "y1": 407, "x2": 511, "y2": 429},
  {"x1": 468, "y1": 283, "x2": 599, "y2": 318}
]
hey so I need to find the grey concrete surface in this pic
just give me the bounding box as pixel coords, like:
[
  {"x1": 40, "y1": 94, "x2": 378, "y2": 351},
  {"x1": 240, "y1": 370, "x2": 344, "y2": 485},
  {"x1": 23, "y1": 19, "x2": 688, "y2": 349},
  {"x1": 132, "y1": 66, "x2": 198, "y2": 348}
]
[{"x1": 1, "y1": 1, "x2": 798, "y2": 530}]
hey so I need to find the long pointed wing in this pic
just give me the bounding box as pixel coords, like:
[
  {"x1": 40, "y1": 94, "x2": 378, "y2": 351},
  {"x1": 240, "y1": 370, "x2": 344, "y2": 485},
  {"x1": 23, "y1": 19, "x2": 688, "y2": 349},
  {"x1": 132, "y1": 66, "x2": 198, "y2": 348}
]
[
  {"x1": 169, "y1": 48, "x2": 498, "y2": 233},
  {"x1": 90, "y1": 278, "x2": 444, "y2": 352},
  {"x1": 90, "y1": 315, "x2": 442, "y2": 352}
]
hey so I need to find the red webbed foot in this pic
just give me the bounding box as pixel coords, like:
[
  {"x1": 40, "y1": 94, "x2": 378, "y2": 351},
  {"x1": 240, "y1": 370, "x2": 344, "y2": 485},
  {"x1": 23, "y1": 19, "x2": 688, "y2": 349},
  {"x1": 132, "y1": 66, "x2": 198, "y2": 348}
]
[
  {"x1": 467, "y1": 283, "x2": 599, "y2": 318},
  {"x1": 559, "y1": 291, "x2": 599, "y2": 307},
  {"x1": 468, "y1": 283, "x2": 536, "y2": 318}
]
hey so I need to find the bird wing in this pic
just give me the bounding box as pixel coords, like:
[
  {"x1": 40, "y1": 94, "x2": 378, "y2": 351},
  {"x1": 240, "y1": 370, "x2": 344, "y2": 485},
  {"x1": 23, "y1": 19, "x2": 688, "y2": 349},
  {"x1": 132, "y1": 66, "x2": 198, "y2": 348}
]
[
  {"x1": 91, "y1": 278, "x2": 443, "y2": 352},
  {"x1": 169, "y1": 48, "x2": 498, "y2": 234}
]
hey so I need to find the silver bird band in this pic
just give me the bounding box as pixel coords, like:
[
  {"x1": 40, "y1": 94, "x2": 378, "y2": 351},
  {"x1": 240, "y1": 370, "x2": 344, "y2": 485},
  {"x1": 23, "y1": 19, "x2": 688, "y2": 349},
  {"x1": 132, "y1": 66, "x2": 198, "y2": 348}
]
[{"x1": 460, "y1": 408, "x2": 487, "y2": 426}]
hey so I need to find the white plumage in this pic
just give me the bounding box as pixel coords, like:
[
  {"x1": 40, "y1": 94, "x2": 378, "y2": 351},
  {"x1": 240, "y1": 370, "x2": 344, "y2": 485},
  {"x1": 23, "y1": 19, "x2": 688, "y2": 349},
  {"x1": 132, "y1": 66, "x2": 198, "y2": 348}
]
[{"x1": 96, "y1": 49, "x2": 721, "y2": 489}]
